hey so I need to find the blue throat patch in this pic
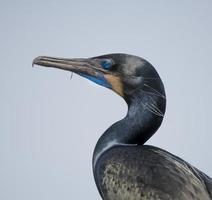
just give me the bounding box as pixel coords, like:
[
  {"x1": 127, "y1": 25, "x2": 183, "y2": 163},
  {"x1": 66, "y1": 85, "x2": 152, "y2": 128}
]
[{"x1": 78, "y1": 73, "x2": 112, "y2": 89}]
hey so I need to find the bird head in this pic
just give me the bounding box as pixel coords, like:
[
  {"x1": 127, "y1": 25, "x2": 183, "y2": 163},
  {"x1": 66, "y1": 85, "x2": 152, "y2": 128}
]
[{"x1": 33, "y1": 53, "x2": 165, "y2": 105}]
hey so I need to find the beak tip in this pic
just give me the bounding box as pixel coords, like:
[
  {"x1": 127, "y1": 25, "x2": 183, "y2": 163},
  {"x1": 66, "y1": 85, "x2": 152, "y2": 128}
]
[{"x1": 32, "y1": 56, "x2": 43, "y2": 67}]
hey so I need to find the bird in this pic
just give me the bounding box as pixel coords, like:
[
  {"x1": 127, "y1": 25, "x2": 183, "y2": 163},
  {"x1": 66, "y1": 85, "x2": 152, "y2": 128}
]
[{"x1": 33, "y1": 53, "x2": 212, "y2": 200}]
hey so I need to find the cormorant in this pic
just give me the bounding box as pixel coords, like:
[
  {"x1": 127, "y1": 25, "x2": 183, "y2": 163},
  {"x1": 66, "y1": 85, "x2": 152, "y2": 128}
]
[{"x1": 33, "y1": 53, "x2": 212, "y2": 200}]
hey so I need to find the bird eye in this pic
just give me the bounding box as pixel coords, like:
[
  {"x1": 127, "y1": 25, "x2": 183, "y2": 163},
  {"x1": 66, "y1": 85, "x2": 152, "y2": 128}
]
[{"x1": 101, "y1": 59, "x2": 112, "y2": 70}]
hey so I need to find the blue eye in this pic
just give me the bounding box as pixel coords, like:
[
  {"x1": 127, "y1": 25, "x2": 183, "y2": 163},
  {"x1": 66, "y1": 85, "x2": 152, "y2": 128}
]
[{"x1": 101, "y1": 59, "x2": 112, "y2": 70}]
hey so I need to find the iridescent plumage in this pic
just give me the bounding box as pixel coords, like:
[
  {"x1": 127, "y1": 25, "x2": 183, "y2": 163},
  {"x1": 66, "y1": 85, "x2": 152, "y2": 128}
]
[{"x1": 33, "y1": 53, "x2": 212, "y2": 200}]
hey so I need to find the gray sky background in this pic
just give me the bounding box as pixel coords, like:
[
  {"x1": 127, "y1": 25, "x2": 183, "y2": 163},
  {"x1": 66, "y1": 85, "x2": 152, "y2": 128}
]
[{"x1": 1, "y1": 1, "x2": 212, "y2": 199}]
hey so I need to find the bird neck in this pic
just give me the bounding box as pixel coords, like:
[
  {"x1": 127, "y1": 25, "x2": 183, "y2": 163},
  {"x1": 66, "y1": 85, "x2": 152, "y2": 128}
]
[{"x1": 92, "y1": 89, "x2": 166, "y2": 168}]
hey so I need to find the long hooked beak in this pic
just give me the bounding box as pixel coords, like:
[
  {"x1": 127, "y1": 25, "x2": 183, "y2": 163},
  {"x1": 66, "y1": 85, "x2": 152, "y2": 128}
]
[
  {"x1": 32, "y1": 56, "x2": 108, "y2": 77},
  {"x1": 32, "y1": 56, "x2": 117, "y2": 90}
]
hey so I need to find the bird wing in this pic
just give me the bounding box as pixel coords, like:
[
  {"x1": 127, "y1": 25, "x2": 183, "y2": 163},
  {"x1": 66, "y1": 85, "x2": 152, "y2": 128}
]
[
  {"x1": 95, "y1": 145, "x2": 212, "y2": 200},
  {"x1": 194, "y1": 167, "x2": 212, "y2": 198}
]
